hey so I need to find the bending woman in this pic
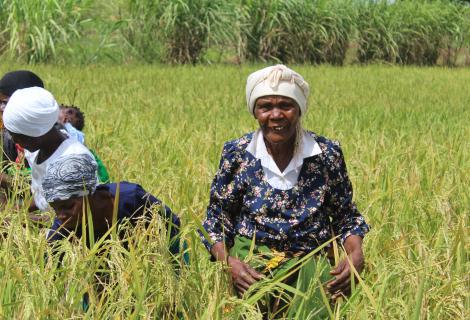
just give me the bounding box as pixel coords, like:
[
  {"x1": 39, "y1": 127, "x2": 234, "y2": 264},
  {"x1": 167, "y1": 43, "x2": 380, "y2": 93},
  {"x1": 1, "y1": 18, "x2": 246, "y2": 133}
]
[
  {"x1": 201, "y1": 65, "x2": 369, "y2": 317},
  {"x1": 43, "y1": 153, "x2": 182, "y2": 256}
]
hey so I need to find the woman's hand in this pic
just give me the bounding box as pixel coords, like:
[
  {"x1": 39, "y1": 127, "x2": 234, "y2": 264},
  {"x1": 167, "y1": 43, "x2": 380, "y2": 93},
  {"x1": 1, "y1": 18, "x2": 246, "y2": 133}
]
[
  {"x1": 210, "y1": 242, "x2": 263, "y2": 295},
  {"x1": 227, "y1": 256, "x2": 264, "y2": 295},
  {"x1": 327, "y1": 235, "x2": 364, "y2": 300},
  {"x1": 0, "y1": 173, "x2": 12, "y2": 190}
]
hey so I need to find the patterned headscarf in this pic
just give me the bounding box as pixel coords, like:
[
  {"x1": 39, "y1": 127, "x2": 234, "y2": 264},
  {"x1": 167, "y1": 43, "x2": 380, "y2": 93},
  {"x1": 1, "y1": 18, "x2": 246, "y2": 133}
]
[
  {"x1": 246, "y1": 64, "x2": 310, "y2": 115},
  {"x1": 42, "y1": 153, "x2": 98, "y2": 203}
]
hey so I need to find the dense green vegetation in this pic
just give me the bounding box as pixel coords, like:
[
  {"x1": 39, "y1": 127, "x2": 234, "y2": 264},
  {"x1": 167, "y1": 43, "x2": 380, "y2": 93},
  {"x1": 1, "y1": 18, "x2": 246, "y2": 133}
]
[
  {"x1": 0, "y1": 64, "x2": 468, "y2": 318},
  {"x1": 1, "y1": 0, "x2": 470, "y2": 65}
]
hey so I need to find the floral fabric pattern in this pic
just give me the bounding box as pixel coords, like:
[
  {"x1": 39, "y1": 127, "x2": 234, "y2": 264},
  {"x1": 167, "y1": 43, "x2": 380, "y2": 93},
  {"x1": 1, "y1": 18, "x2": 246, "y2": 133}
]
[{"x1": 201, "y1": 131, "x2": 369, "y2": 253}]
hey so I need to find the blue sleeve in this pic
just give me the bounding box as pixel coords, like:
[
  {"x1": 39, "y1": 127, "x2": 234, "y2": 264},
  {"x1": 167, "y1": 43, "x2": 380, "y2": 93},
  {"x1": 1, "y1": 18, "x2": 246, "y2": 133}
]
[
  {"x1": 47, "y1": 217, "x2": 68, "y2": 242},
  {"x1": 325, "y1": 142, "x2": 370, "y2": 244},
  {"x1": 200, "y1": 142, "x2": 244, "y2": 251}
]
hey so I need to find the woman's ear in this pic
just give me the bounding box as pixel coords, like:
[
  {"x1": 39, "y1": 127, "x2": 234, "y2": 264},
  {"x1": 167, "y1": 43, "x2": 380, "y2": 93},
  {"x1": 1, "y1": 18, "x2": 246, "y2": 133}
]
[{"x1": 89, "y1": 190, "x2": 113, "y2": 210}]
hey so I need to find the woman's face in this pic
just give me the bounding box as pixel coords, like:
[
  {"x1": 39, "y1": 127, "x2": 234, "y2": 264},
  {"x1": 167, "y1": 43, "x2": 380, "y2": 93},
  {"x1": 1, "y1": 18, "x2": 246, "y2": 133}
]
[
  {"x1": 50, "y1": 197, "x2": 84, "y2": 229},
  {"x1": 58, "y1": 108, "x2": 67, "y2": 124},
  {"x1": 0, "y1": 93, "x2": 9, "y2": 113},
  {"x1": 0, "y1": 93, "x2": 9, "y2": 127},
  {"x1": 254, "y1": 95, "x2": 300, "y2": 146},
  {"x1": 8, "y1": 131, "x2": 42, "y2": 152}
]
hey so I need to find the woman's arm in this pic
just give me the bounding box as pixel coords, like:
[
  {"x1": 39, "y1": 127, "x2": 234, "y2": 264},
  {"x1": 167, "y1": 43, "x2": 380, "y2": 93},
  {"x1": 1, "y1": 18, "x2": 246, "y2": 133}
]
[
  {"x1": 200, "y1": 142, "x2": 242, "y2": 250},
  {"x1": 202, "y1": 141, "x2": 263, "y2": 294},
  {"x1": 27, "y1": 200, "x2": 39, "y2": 212},
  {"x1": 326, "y1": 143, "x2": 369, "y2": 243},
  {"x1": 325, "y1": 143, "x2": 369, "y2": 300}
]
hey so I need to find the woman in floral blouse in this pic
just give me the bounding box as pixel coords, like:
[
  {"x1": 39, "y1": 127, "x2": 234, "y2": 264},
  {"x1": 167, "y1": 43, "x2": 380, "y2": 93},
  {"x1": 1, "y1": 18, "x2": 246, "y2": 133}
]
[{"x1": 201, "y1": 65, "x2": 369, "y2": 317}]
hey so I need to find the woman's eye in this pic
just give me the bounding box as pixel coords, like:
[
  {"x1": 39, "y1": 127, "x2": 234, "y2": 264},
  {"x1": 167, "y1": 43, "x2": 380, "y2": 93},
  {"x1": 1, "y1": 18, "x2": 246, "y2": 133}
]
[{"x1": 58, "y1": 203, "x2": 74, "y2": 211}]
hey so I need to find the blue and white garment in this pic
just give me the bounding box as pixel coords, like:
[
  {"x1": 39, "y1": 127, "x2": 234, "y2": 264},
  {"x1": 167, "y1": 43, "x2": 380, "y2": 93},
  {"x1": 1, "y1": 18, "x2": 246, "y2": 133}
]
[
  {"x1": 25, "y1": 136, "x2": 95, "y2": 211},
  {"x1": 201, "y1": 131, "x2": 370, "y2": 253},
  {"x1": 64, "y1": 122, "x2": 85, "y2": 144}
]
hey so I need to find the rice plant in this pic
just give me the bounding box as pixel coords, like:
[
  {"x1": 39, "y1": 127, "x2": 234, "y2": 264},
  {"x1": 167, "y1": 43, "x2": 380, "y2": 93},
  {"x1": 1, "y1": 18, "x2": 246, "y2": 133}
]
[{"x1": 0, "y1": 64, "x2": 468, "y2": 318}]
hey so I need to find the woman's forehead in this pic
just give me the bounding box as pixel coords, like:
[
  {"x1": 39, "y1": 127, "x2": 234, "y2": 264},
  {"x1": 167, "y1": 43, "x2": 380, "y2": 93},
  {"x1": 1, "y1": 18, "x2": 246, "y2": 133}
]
[
  {"x1": 52, "y1": 197, "x2": 82, "y2": 206},
  {"x1": 256, "y1": 95, "x2": 296, "y2": 103}
]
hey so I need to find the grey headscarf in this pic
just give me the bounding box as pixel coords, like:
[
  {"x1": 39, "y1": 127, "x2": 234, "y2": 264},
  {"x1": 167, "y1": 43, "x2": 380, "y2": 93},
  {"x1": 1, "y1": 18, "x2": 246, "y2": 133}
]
[{"x1": 42, "y1": 153, "x2": 98, "y2": 203}]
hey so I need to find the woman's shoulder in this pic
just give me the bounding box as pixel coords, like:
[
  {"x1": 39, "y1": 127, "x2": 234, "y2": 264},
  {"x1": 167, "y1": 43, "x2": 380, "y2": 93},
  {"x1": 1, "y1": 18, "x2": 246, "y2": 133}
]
[
  {"x1": 221, "y1": 132, "x2": 255, "y2": 156},
  {"x1": 98, "y1": 181, "x2": 145, "y2": 196},
  {"x1": 305, "y1": 130, "x2": 343, "y2": 159},
  {"x1": 98, "y1": 181, "x2": 151, "y2": 212}
]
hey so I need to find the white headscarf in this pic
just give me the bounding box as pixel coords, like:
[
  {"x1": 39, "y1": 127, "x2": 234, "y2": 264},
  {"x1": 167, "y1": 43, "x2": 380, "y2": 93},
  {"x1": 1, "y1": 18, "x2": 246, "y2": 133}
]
[
  {"x1": 246, "y1": 65, "x2": 310, "y2": 115},
  {"x1": 3, "y1": 87, "x2": 59, "y2": 137}
]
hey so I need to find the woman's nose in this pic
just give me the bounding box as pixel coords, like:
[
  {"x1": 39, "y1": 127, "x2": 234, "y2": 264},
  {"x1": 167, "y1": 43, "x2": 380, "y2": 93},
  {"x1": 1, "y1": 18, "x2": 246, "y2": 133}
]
[{"x1": 269, "y1": 107, "x2": 284, "y2": 119}]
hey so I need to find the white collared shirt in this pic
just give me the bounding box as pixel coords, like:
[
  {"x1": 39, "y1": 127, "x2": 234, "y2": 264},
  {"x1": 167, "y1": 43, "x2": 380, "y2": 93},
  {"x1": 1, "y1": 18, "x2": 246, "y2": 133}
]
[{"x1": 246, "y1": 129, "x2": 322, "y2": 190}]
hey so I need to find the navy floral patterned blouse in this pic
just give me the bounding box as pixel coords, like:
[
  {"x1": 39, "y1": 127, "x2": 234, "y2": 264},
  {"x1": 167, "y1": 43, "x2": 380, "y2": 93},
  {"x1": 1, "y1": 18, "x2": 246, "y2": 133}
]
[{"x1": 201, "y1": 131, "x2": 369, "y2": 253}]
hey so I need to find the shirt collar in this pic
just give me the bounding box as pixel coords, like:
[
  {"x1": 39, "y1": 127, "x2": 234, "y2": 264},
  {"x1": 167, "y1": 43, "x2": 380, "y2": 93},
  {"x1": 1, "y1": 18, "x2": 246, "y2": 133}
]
[{"x1": 246, "y1": 129, "x2": 322, "y2": 176}]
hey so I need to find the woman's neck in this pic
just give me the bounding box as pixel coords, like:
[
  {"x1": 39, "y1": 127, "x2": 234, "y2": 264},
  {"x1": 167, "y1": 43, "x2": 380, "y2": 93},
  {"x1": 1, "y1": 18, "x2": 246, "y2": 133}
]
[
  {"x1": 89, "y1": 191, "x2": 116, "y2": 234},
  {"x1": 264, "y1": 135, "x2": 296, "y2": 173},
  {"x1": 37, "y1": 129, "x2": 67, "y2": 164}
]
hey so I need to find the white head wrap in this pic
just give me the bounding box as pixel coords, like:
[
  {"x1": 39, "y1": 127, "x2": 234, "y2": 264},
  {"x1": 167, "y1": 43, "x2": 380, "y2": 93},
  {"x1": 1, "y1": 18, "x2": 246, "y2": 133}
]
[
  {"x1": 246, "y1": 64, "x2": 310, "y2": 115},
  {"x1": 3, "y1": 87, "x2": 59, "y2": 137}
]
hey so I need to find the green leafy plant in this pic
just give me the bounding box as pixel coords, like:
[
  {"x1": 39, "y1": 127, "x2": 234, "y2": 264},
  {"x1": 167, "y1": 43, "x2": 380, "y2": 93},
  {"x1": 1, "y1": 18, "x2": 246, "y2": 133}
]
[
  {"x1": 356, "y1": 0, "x2": 470, "y2": 65},
  {"x1": 0, "y1": 0, "x2": 92, "y2": 63},
  {"x1": 238, "y1": 0, "x2": 355, "y2": 65},
  {"x1": 124, "y1": 0, "x2": 235, "y2": 63}
]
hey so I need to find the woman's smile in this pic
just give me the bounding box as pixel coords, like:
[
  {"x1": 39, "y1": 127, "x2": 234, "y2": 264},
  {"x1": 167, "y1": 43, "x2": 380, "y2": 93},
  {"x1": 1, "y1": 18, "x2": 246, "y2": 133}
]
[
  {"x1": 265, "y1": 124, "x2": 292, "y2": 141},
  {"x1": 254, "y1": 95, "x2": 300, "y2": 147},
  {"x1": 271, "y1": 125, "x2": 286, "y2": 132}
]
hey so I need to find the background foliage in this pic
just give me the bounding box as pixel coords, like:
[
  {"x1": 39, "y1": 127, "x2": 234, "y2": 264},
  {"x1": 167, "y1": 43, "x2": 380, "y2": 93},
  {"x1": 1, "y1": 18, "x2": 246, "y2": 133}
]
[
  {"x1": 0, "y1": 0, "x2": 92, "y2": 63},
  {"x1": 0, "y1": 0, "x2": 470, "y2": 65}
]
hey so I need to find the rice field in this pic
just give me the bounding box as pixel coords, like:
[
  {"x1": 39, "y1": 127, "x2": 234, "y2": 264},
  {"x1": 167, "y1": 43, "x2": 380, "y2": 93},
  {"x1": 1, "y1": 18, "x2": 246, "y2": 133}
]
[{"x1": 0, "y1": 64, "x2": 468, "y2": 319}]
